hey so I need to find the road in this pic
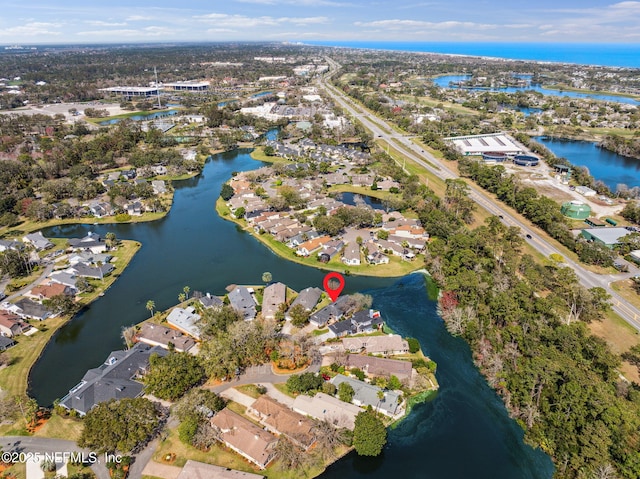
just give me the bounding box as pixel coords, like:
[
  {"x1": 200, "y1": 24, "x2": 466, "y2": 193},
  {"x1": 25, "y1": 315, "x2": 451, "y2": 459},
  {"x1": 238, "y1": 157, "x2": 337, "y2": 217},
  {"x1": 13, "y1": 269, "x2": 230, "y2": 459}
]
[
  {"x1": 0, "y1": 436, "x2": 110, "y2": 479},
  {"x1": 319, "y1": 57, "x2": 640, "y2": 331}
]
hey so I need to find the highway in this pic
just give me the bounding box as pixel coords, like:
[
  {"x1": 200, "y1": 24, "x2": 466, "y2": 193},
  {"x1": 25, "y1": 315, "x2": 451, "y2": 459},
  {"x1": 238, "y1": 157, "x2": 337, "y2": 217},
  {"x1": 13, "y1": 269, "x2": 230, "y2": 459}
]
[{"x1": 319, "y1": 58, "x2": 640, "y2": 331}]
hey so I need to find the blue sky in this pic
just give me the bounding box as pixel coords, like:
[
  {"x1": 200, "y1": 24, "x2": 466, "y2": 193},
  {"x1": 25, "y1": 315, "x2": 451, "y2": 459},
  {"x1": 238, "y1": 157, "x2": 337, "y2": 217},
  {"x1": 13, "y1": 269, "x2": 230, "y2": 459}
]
[{"x1": 2, "y1": 1, "x2": 640, "y2": 44}]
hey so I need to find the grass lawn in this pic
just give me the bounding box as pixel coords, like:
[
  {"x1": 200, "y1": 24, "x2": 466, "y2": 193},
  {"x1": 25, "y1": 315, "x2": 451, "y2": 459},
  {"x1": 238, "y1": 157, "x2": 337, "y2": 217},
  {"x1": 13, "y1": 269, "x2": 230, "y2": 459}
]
[
  {"x1": 272, "y1": 382, "x2": 294, "y2": 398},
  {"x1": 611, "y1": 278, "x2": 640, "y2": 311},
  {"x1": 250, "y1": 147, "x2": 293, "y2": 164},
  {"x1": 216, "y1": 198, "x2": 421, "y2": 278},
  {"x1": 235, "y1": 384, "x2": 264, "y2": 399},
  {"x1": 589, "y1": 309, "x2": 640, "y2": 383},
  {"x1": 32, "y1": 414, "x2": 84, "y2": 442}
]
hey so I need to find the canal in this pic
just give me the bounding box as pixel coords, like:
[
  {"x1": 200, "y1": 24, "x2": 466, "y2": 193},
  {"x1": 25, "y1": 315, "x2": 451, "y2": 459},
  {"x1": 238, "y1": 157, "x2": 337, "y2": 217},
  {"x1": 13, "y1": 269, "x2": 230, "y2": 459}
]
[{"x1": 29, "y1": 145, "x2": 553, "y2": 478}]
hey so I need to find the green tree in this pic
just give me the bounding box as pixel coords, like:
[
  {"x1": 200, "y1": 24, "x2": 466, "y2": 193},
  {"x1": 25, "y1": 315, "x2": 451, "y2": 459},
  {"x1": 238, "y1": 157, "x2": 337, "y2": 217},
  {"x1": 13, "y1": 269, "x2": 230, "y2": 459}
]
[
  {"x1": 353, "y1": 411, "x2": 387, "y2": 456},
  {"x1": 338, "y1": 382, "x2": 355, "y2": 403},
  {"x1": 78, "y1": 398, "x2": 160, "y2": 454},
  {"x1": 145, "y1": 352, "x2": 205, "y2": 401},
  {"x1": 220, "y1": 183, "x2": 234, "y2": 201},
  {"x1": 262, "y1": 271, "x2": 272, "y2": 284},
  {"x1": 288, "y1": 303, "x2": 310, "y2": 327}
]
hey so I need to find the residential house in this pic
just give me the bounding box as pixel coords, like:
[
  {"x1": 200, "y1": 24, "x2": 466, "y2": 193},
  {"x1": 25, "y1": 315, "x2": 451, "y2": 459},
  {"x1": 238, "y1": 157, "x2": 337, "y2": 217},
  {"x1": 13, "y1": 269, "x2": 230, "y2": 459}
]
[
  {"x1": 342, "y1": 334, "x2": 410, "y2": 356},
  {"x1": 309, "y1": 295, "x2": 352, "y2": 328},
  {"x1": 367, "y1": 251, "x2": 389, "y2": 265},
  {"x1": 0, "y1": 312, "x2": 29, "y2": 337},
  {"x1": 10, "y1": 298, "x2": 52, "y2": 321},
  {"x1": 228, "y1": 287, "x2": 257, "y2": 321},
  {"x1": 67, "y1": 262, "x2": 114, "y2": 279},
  {"x1": 88, "y1": 202, "x2": 114, "y2": 218},
  {"x1": 48, "y1": 271, "x2": 78, "y2": 290},
  {"x1": 330, "y1": 374, "x2": 403, "y2": 417},
  {"x1": 26, "y1": 282, "x2": 75, "y2": 302},
  {"x1": 210, "y1": 408, "x2": 278, "y2": 469},
  {"x1": 136, "y1": 322, "x2": 195, "y2": 353},
  {"x1": 296, "y1": 236, "x2": 331, "y2": 257},
  {"x1": 22, "y1": 232, "x2": 53, "y2": 251},
  {"x1": 350, "y1": 174, "x2": 375, "y2": 187},
  {"x1": 166, "y1": 306, "x2": 202, "y2": 339},
  {"x1": 248, "y1": 396, "x2": 316, "y2": 450},
  {"x1": 0, "y1": 239, "x2": 22, "y2": 252},
  {"x1": 376, "y1": 239, "x2": 405, "y2": 257},
  {"x1": 199, "y1": 293, "x2": 223, "y2": 309},
  {"x1": 67, "y1": 252, "x2": 113, "y2": 266},
  {"x1": 151, "y1": 180, "x2": 167, "y2": 195},
  {"x1": 59, "y1": 343, "x2": 167, "y2": 416},
  {"x1": 125, "y1": 201, "x2": 143, "y2": 216},
  {"x1": 345, "y1": 354, "x2": 413, "y2": 381},
  {"x1": 292, "y1": 392, "x2": 361, "y2": 430},
  {"x1": 286, "y1": 287, "x2": 322, "y2": 320},
  {"x1": 176, "y1": 461, "x2": 264, "y2": 479},
  {"x1": 261, "y1": 282, "x2": 287, "y2": 320},
  {"x1": 350, "y1": 309, "x2": 383, "y2": 334},
  {"x1": 328, "y1": 319, "x2": 352, "y2": 338},
  {"x1": 68, "y1": 232, "x2": 108, "y2": 254},
  {"x1": 0, "y1": 336, "x2": 15, "y2": 351},
  {"x1": 341, "y1": 243, "x2": 361, "y2": 266}
]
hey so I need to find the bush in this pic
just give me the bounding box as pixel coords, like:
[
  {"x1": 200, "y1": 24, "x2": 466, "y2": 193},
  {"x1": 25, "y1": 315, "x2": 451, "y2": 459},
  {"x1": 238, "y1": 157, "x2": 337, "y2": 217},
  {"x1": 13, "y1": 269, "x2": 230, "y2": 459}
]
[
  {"x1": 407, "y1": 337, "x2": 420, "y2": 354},
  {"x1": 115, "y1": 213, "x2": 132, "y2": 222},
  {"x1": 178, "y1": 416, "x2": 199, "y2": 445}
]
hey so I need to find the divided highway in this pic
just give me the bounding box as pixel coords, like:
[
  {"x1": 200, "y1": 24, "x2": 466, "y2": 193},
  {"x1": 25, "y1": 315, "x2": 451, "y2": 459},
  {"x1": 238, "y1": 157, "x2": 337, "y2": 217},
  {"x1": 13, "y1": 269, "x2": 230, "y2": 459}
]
[{"x1": 319, "y1": 58, "x2": 640, "y2": 331}]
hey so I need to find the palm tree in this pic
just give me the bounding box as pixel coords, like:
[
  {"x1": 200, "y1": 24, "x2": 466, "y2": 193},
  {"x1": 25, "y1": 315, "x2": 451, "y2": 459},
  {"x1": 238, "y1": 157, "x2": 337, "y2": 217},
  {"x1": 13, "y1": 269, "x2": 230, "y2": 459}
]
[
  {"x1": 178, "y1": 293, "x2": 186, "y2": 303},
  {"x1": 145, "y1": 300, "x2": 155, "y2": 317},
  {"x1": 183, "y1": 285, "x2": 190, "y2": 300},
  {"x1": 262, "y1": 272, "x2": 272, "y2": 284}
]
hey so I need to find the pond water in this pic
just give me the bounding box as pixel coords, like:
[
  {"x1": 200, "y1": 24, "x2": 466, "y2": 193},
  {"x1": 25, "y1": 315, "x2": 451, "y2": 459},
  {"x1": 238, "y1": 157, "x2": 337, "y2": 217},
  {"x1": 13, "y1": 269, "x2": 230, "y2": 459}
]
[
  {"x1": 533, "y1": 136, "x2": 640, "y2": 190},
  {"x1": 434, "y1": 75, "x2": 639, "y2": 105}
]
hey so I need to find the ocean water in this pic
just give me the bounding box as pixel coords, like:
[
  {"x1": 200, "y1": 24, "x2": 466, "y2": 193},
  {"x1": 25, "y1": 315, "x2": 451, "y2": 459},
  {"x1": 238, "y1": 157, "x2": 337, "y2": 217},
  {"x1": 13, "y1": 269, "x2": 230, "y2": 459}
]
[{"x1": 306, "y1": 42, "x2": 640, "y2": 68}]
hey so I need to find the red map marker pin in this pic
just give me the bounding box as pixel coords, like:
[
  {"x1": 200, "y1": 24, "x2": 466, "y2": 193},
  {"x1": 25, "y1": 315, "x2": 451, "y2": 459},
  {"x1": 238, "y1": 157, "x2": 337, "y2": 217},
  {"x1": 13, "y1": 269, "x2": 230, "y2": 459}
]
[{"x1": 323, "y1": 272, "x2": 345, "y2": 302}]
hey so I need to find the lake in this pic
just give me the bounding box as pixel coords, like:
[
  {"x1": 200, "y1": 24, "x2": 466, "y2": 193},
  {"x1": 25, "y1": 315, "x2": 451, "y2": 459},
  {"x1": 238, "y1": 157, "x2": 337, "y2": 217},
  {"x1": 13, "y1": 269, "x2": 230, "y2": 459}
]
[
  {"x1": 98, "y1": 109, "x2": 178, "y2": 125},
  {"x1": 533, "y1": 136, "x2": 640, "y2": 190},
  {"x1": 29, "y1": 142, "x2": 553, "y2": 478},
  {"x1": 433, "y1": 75, "x2": 639, "y2": 106}
]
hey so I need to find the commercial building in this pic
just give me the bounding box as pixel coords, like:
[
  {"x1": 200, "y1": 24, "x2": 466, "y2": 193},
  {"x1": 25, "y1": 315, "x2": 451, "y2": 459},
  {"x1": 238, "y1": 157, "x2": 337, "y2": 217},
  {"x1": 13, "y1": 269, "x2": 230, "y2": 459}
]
[
  {"x1": 99, "y1": 86, "x2": 159, "y2": 97},
  {"x1": 163, "y1": 81, "x2": 209, "y2": 91},
  {"x1": 581, "y1": 227, "x2": 631, "y2": 248},
  {"x1": 445, "y1": 133, "x2": 524, "y2": 157}
]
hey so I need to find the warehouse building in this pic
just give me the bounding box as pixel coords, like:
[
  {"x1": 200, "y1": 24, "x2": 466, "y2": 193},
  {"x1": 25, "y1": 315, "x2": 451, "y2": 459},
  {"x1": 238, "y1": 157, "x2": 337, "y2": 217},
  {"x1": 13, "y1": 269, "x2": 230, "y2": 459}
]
[
  {"x1": 581, "y1": 227, "x2": 630, "y2": 249},
  {"x1": 445, "y1": 132, "x2": 524, "y2": 156}
]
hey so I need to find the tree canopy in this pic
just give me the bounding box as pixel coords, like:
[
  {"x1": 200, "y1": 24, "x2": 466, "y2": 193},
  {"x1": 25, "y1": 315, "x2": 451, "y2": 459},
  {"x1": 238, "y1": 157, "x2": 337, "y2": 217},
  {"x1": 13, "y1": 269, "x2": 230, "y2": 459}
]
[{"x1": 352, "y1": 411, "x2": 387, "y2": 457}]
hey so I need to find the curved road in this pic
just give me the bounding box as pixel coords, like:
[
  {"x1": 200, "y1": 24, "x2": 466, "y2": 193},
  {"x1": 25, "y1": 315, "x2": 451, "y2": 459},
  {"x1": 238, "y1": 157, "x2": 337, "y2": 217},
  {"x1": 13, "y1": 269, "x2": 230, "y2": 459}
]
[{"x1": 319, "y1": 58, "x2": 640, "y2": 331}]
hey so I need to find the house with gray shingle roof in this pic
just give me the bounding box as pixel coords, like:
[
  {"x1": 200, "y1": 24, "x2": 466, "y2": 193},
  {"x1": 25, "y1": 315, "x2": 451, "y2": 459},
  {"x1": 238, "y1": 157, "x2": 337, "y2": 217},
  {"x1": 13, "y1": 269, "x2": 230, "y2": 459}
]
[
  {"x1": 59, "y1": 342, "x2": 167, "y2": 416},
  {"x1": 330, "y1": 374, "x2": 403, "y2": 417},
  {"x1": 228, "y1": 287, "x2": 256, "y2": 321}
]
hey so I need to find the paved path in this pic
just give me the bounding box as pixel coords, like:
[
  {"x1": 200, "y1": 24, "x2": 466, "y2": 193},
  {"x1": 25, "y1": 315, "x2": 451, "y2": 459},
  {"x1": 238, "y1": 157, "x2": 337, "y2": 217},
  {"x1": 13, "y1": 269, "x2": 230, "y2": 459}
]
[
  {"x1": 220, "y1": 388, "x2": 256, "y2": 408},
  {"x1": 207, "y1": 362, "x2": 320, "y2": 395},
  {"x1": 0, "y1": 436, "x2": 109, "y2": 479}
]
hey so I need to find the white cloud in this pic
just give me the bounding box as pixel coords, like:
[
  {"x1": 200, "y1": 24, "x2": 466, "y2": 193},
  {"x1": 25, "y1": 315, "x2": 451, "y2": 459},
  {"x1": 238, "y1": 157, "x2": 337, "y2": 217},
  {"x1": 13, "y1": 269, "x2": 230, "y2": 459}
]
[
  {"x1": 195, "y1": 13, "x2": 328, "y2": 27},
  {"x1": 77, "y1": 26, "x2": 180, "y2": 37},
  {"x1": 355, "y1": 19, "x2": 497, "y2": 31},
  {"x1": 84, "y1": 21, "x2": 127, "y2": 27},
  {"x1": 0, "y1": 22, "x2": 63, "y2": 37},
  {"x1": 235, "y1": 0, "x2": 350, "y2": 6}
]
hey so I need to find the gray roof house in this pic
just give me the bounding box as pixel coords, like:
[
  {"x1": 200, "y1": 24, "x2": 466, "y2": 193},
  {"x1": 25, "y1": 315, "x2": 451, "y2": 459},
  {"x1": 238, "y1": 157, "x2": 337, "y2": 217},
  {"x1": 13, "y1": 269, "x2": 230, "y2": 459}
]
[
  {"x1": 199, "y1": 293, "x2": 224, "y2": 309},
  {"x1": 330, "y1": 374, "x2": 403, "y2": 417},
  {"x1": 151, "y1": 180, "x2": 167, "y2": 195},
  {"x1": 308, "y1": 295, "x2": 352, "y2": 328},
  {"x1": 292, "y1": 392, "x2": 361, "y2": 430},
  {"x1": 228, "y1": 287, "x2": 257, "y2": 321},
  {"x1": 67, "y1": 262, "x2": 114, "y2": 279},
  {"x1": 0, "y1": 239, "x2": 22, "y2": 252},
  {"x1": 48, "y1": 271, "x2": 78, "y2": 290},
  {"x1": 345, "y1": 354, "x2": 413, "y2": 381},
  {"x1": 11, "y1": 298, "x2": 52, "y2": 321},
  {"x1": 286, "y1": 287, "x2": 322, "y2": 320},
  {"x1": 261, "y1": 282, "x2": 287, "y2": 320},
  {"x1": 22, "y1": 232, "x2": 53, "y2": 251},
  {"x1": 341, "y1": 243, "x2": 361, "y2": 266},
  {"x1": 0, "y1": 336, "x2": 15, "y2": 351},
  {"x1": 166, "y1": 306, "x2": 202, "y2": 339},
  {"x1": 59, "y1": 342, "x2": 167, "y2": 416},
  {"x1": 68, "y1": 232, "x2": 107, "y2": 254}
]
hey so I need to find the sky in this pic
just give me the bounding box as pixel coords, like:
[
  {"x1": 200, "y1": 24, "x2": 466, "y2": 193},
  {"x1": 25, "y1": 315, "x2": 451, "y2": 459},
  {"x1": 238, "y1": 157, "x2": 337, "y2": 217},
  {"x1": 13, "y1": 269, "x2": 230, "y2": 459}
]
[{"x1": 2, "y1": 1, "x2": 640, "y2": 45}]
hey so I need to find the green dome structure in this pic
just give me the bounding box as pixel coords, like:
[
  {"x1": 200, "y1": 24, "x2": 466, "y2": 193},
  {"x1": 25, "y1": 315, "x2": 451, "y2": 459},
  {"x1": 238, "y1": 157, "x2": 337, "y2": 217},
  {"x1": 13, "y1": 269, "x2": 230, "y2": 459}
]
[{"x1": 561, "y1": 201, "x2": 591, "y2": 220}]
